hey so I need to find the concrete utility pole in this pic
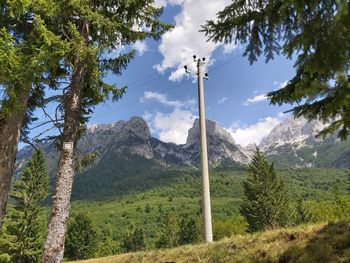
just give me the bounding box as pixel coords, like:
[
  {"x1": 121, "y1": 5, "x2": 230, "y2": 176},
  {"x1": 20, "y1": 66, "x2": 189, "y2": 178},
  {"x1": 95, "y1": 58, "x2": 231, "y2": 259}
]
[{"x1": 186, "y1": 55, "x2": 213, "y2": 242}]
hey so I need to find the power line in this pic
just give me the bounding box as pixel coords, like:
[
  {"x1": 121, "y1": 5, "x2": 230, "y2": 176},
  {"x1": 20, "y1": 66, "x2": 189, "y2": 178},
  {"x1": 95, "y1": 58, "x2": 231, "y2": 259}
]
[
  {"x1": 122, "y1": 42, "x2": 220, "y2": 92},
  {"x1": 91, "y1": 51, "x2": 243, "y2": 119},
  {"x1": 27, "y1": 48, "x2": 242, "y2": 143},
  {"x1": 31, "y1": 50, "x2": 243, "y2": 127}
]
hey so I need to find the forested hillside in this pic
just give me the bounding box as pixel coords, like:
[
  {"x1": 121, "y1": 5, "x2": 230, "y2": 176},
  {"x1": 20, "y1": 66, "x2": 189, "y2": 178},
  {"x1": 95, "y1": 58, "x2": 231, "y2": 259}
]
[{"x1": 63, "y1": 166, "x2": 350, "y2": 257}]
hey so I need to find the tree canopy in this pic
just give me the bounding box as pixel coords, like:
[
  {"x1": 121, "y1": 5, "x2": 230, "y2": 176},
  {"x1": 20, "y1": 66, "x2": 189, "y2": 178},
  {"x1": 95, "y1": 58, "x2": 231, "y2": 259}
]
[
  {"x1": 203, "y1": 0, "x2": 350, "y2": 139},
  {"x1": 240, "y1": 148, "x2": 294, "y2": 232}
]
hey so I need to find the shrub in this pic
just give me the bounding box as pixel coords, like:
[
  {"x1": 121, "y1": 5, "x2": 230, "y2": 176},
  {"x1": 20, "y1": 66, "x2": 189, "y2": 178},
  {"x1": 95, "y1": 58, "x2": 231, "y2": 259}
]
[
  {"x1": 121, "y1": 227, "x2": 145, "y2": 252},
  {"x1": 213, "y1": 216, "x2": 247, "y2": 240}
]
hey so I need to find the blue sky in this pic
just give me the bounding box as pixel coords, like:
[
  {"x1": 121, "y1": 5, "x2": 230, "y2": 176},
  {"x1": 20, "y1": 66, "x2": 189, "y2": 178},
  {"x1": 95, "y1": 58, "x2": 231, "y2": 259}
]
[{"x1": 29, "y1": 0, "x2": 297, "y2": 148}]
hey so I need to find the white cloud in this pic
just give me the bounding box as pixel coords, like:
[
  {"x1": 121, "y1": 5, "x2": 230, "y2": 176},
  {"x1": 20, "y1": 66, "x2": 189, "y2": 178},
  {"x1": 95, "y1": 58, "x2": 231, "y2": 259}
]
[
  {"x1": 227, "y1": 116, "x2": 283, "y2": 147},
  {"x1": 140, "y1": 91, "x2": 195, "y2": 109},
  {"x1": 154, "y1": 0, "x2": 234, "y2": 81},
  {"x1": 154, "y1": 0, "x2": 184, "y2": 8},
  {"x1": 244, "y1": 80, "x2": 289, "y2": 106},
  {"x1": 279, "y1": 80, "x2": 288, "y2": 89},
  {"x1": 223, "y1": 43, "x2": 238, "y2": 54},
  {"x1": 140, "y1": 91, "x2": 182, "y2": 108},
  {"x1": 243, "y1": 94, "x2": 268, "y2": 105},
  {"x1": 152, "y1": 109, "x2": 197, "y2": 144},
  {"x1": 217, "y1": 97, "x2": 227, "y2": 104},
  {"x1": 140, "y1": 91, "x2": 197, "y2": 144},
  {"x1": 133, "y1": 41, "x2": 148, "y2": 55},
  {"x1": 142, "y1": 111, "x2": 153, "y2": 122}
]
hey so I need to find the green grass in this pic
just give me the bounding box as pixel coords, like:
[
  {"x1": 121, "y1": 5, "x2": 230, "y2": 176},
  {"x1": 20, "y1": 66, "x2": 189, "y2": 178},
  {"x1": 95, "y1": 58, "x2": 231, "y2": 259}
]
[
  {"x1": 65, "y1": 167, "x2": 350, "y2": 250},
  {"x1": 67, "y1": 221, "x2": 350, "y2": 263}
]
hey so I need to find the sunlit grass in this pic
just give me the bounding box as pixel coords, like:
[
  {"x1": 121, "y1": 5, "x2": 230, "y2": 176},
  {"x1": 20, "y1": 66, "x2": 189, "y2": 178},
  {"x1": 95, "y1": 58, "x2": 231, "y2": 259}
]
[{"x1": 67, "y1": 221, "x2": 350, "y2": 263}]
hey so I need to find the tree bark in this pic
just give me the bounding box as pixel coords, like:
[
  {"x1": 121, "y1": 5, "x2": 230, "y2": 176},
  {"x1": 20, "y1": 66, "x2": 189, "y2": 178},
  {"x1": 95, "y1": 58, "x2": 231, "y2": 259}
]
[
  {"x1": 0, "y1": 91, "x2": 30, "y2": 227},
  {"x1": 42, "y1": 22, "x2": 89, "y2": 262}
]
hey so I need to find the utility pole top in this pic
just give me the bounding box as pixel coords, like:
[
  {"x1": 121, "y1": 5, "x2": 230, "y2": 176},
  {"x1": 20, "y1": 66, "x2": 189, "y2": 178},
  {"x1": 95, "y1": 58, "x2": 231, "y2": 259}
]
[{"x1": 184, "y1": 56, "x2": 209, "y2": 79}]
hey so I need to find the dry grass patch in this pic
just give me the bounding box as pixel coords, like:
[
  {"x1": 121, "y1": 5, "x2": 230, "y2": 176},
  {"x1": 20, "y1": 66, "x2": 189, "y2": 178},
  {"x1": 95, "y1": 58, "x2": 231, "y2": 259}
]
[{"x1": 67, "y1": 222, "x2": 350, "y2": 263}]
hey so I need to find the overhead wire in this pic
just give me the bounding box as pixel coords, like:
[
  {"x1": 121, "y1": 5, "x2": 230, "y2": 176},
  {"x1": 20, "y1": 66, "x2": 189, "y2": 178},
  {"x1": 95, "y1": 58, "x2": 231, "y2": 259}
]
[
  {"x1": 91, "y1": 51, "x2": 243, "y2": 120},
  {"x1": 30, "y1": 45, "x2": 242, "y2": 127}
]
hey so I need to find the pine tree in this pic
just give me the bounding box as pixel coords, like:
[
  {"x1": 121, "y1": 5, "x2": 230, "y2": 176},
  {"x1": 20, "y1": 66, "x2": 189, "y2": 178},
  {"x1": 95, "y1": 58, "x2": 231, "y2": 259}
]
[
  {"x1": 240, "y1": 148, "x2": 294, "y2": 232},
  {"x1": 42, "y1": 2, "x2": 171, "y2": 261},
  {"x1": 64, "y1": 212, "x2": 99, "y2": 260},
  {"x1": 0, "y1": 150, "x2": 49, "y2": 263},
  {"x1": 178, "y1": 213, "x2": 200, "y2": 245},
  {"x1": 0, "y1": 1, "x2": 68, "y2": 226},
  {"x1": 203, "y1": 1, "x2": 350, "y2": 139}
]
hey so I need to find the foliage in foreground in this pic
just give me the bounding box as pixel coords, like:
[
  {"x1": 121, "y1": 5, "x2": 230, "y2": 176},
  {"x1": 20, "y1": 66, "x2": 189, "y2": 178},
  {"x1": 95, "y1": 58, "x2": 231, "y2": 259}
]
[
  {"x1": 203, "y1": 0, "x2": 350, "y2": 139},
  {"x1": 156, "y1": 212, "x2": 200, "y2": 248},
  {"x1": 0, "y1": 150, "x2": 49, "y2": 263}
]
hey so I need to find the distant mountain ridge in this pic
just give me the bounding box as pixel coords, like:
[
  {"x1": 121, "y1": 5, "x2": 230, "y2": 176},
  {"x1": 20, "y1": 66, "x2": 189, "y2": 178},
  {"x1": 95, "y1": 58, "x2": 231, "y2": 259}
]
[
  {"x1": 80, "y1": 117, "x2": 249, "y2": 167},
  {"x1": 17, "y1": 115, "x2": 350, "y2": 170},
  {"x1": 259, "y1": 117, "x2": 350, "y2": 168}
]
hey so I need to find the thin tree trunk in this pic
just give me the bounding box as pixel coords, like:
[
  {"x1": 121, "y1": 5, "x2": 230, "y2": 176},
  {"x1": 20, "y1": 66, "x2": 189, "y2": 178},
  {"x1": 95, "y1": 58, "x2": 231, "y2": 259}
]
[
  {"x1": 0, "y1": 91, "x2": 30, "y2": 227},
  {"x1": 42, "y1": 22, "x2": 89, "y2": 262}
]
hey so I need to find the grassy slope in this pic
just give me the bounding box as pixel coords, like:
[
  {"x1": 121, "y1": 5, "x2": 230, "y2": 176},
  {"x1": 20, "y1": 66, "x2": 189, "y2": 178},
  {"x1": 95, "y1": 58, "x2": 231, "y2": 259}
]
[
  {"x1": 68, "y1": 221, "x2": 350, "y2": 263},
  {"x1": 66, "y1": 168, "x2": 350, "y2": 247}
]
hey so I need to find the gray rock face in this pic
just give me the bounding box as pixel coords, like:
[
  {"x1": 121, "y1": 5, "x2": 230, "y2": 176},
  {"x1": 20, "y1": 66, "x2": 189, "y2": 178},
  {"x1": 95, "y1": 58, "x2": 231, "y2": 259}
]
[
  {"x1": 260, "y1": 117, "x2": 326, "y2": 152},
  {"x1": 80, "y1": 116, "x2": 154, "y2": 160},
  {"x1": 186, "y1": 119, "x2": 236, "y2": 145},
  {"x1": 16, "y1": 115, "x2": 350, "y2": 171},
  {"x1": 185, "y1": 119, "x2": 249, "y2": 165},
  {"x1": 82, "y1": 117, "x2": 250, "y2": 166},
  {"x1": 258, "y1": 116, "x2": 350, "y2": 168},
  {"x1": 17, "y1": 116, "x2": 251, "y2": 170}
]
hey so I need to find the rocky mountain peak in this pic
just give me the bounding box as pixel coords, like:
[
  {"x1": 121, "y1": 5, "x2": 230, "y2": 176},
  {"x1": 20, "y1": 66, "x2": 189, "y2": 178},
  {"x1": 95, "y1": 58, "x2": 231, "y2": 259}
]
[
  {"x1": 17, "y1": 115, "x2": 350, "y2": 173},
  {"x1": 123, "y1": 116, "x2": 151, "y2": 140},
  {"x1": 186, "y1": 118, "x2": 235, "y2": 146},
  {"x1": 184, "y1": 118, "x2": 248, "y2": 164},
  {"x1": 259, "y1": 117, "x2": 325, "y2": 150}
]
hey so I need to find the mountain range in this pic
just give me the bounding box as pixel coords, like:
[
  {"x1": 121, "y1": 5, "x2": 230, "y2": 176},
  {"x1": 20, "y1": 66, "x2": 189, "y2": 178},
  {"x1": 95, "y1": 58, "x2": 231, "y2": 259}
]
[{"x1": 17, "y1": 116, "x2": 350, "y2": 171}]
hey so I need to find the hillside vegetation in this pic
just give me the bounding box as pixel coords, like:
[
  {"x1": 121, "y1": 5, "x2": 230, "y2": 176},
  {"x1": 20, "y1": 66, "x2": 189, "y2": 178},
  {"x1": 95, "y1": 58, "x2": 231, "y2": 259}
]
[
  {"x1": 62, "y1": 167, "x2": 350, "y2": 258},
  {"x1": 68, "y1": 221, "x2": 350, "y2": 263}
]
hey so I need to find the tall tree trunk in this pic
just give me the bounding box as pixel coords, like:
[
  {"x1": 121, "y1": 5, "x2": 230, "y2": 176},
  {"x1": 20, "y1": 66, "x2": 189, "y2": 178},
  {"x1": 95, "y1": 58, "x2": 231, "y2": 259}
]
[
  {"x1": 42, "y1": 22, "x2": 88, "y2": 260},
  {"x1": 0, "y1": 91, "x2": 30, "y2": 227}
]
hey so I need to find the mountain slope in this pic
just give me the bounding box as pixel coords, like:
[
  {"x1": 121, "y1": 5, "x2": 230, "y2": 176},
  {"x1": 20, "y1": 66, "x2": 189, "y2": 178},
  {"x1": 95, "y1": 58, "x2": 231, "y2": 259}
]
[{"x1": 260, "y1": 117, "x2": 350, "y2": 168}]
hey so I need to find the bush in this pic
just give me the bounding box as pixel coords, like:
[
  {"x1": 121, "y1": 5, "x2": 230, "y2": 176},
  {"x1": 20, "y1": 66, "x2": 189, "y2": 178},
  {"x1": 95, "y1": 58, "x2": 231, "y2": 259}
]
[
  {"x1": 213, "y1": 216, "x2": 247, "y2": 240},
  {"x1": 156, "y1": 212, "x2": 199, "y2": 248},
  {"x1": 121, "y1": 227, "x2": 145, "y2": 252},
  {"x1": 144, "y1": 203, "x2": 152, "y2": 213}
]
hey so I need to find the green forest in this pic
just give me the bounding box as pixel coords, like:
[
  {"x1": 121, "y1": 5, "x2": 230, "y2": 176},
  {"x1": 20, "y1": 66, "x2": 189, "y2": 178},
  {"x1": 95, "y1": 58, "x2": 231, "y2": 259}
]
[{"x1": 2, "y1": 150, "x2": 350, "y2": 261}]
